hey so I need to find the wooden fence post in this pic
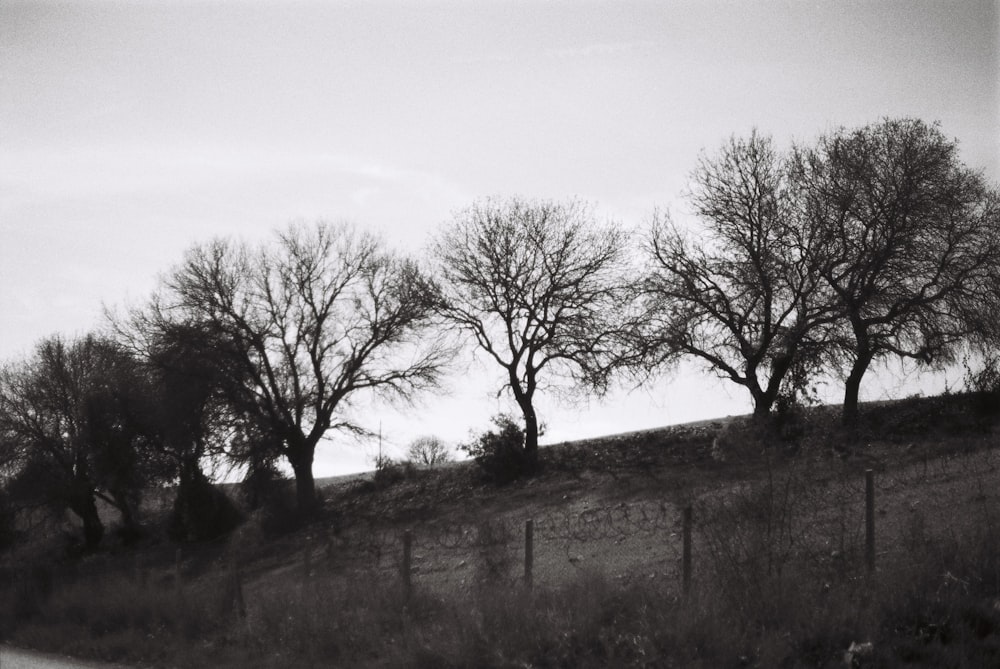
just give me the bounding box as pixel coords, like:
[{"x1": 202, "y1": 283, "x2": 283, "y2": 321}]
[
  {"x1": 402, "y1": 529, "x2": 413, "y2": 600},
  {"x1": 682, "y1": 505, "x2": 692, "y2": 596},
  {"x1": 524, "y1": 519, "x2": 534, "y2": 589},
  {"x1": 865, "y1": 469, "x2": 875, "y2": 573}
]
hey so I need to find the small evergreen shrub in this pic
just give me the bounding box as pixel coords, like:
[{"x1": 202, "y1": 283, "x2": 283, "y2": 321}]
[{"x1": 461, "y1": 414, "x2": 531, "y2": 484}]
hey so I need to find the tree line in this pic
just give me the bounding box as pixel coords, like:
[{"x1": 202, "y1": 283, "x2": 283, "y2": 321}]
[{"x1": 2, "y1": 118, "x2": 998, "y2": 549}]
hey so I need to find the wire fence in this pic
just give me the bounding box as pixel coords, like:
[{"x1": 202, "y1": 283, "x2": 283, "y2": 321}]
[
  {"x1": 277, "y1": 443, "x2": 1000, "y2": 604},
  {"x1": 6, "y1": 441, "x2": 1000, "y2": 627}
]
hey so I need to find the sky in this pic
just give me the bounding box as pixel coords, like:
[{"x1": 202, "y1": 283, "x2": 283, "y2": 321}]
[{"x1": 1, "y1": 0, "x2": 998, "y2": 476}]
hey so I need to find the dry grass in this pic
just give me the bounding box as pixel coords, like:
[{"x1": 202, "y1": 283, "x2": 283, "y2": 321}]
[
  {"x1": 4, "y1": 506, "x2": 1000, "y2": 667},
  {"x1": 2, "y1": 393, "x2": 1000, "y2": 667}
]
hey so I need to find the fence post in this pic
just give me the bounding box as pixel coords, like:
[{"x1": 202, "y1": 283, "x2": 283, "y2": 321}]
[
  {"x1": 865, "y1": 469, "x2": 875, "y2": 573},
  {"x1": 402, "y1": 529, "x2": 413, "y2": 600},
  {"x1": 682, "y1": 505, "x2": 692, "y2": 596},
  {"x1": 524, "y1": 519, "x2": 534, "y2": 590}
]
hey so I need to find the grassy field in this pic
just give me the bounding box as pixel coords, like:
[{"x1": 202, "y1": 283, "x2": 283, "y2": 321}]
[{"x1": 3, "y1": 393, "x2": 1000, "y2": 667}]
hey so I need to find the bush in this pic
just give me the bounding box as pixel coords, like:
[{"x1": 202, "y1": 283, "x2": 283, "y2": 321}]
[
  {"x1": 472, "y1": 517, "x2": 517, "y2": 588},
  {"x1": 964, "y1": 353, "x2": 1000, "y2": 418},
  {"x1": 168, "y1": 474, "x2": 244, "y2": 543},
  {"x1": 461, "y1": 414, "x2": 532, "y2": 484},
  {"x1": 372, "y1": 455, "x2": 416, "y2": 488}
]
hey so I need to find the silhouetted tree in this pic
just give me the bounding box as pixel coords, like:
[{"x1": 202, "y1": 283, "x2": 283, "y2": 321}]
[
  {"x1": 135, "y1": 222, "x2": 449, "y2": 512},
  {"x1": 432, "y1": 197, "x2": 633, "y2": 467},
  {"x1": 407, "y1": 435, "x2": 452, "y2": 467},
  {"x1": 142, "y1": 321, "x2": 248, "y2": 540},
  {"x1": 795, "y1": 119, "x2": 1000, "y2": 425},
  {"x1": 641, "y1": 132, "x2": 839, "y2": 418},
  {"x1": 0, "y1": 335, "x2": 162, "y2": 547}
]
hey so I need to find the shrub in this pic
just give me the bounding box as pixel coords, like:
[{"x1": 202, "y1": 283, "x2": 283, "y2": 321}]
[
  {"x1": 372, "y1": 455, "x2": 416, "y2": 488},
  {"x1": 964, "y1": 353, "x2": 1000, "y2": 418},
  {"x1": 472, "y1": 517, "x2": 517, "y2": 588},
  {"x1": 461, "y1": 414, "x2": 532, "y2": 484},
  {"x1": 243, "y1": 477, "x2": 303, "y2": 537},
  {"x1": 168, "y1": 474, "x2": 244, "y2": 543}
]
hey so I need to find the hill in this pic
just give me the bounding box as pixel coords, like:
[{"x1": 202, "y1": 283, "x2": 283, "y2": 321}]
[{"x1": 3, "y1": 392, "x2": 1000, "y2": 668}]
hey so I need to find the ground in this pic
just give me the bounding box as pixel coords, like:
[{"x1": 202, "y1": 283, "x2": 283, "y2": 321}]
[{"x1": 4, "y1": 394, "x2": 1000, "y2": 667}]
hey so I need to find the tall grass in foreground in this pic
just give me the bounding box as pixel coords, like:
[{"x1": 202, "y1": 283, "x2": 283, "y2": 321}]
[
  {"x1": 0, "y1": 562, "x2": 233, "y2": 665},
  {"x1": 5, "y1": 523, "x2": 1000, "y2": 668}
]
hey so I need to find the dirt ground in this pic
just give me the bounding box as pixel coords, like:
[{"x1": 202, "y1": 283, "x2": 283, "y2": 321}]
[{"x1": 227, "y1": 426, "x2": 1000, "y2": 615}]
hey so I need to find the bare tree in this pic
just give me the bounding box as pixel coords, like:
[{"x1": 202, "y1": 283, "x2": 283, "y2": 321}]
[
  {"x1": 137, "y1": 222, "x2": 450, "y2": 512},
  {"x1": 431, "y1": 197, "x2": 633, "y2": 467},
  {"x1": 641, "y1": 132, "x2": 838, "y2": 418},
  {"x1": 795, "y1": 118, "x2": 1000, "y2": 425},
  {"x1": 407, "y1": 435, "x2": 452, "y2": 467}
]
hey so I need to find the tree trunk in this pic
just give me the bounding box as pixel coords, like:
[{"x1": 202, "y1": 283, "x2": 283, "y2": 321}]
[
  {"x1": 758, "y1": 351, "x2": 795, "y2": 419},
  {"x1": 288, "y1": 445, "x2": 317, "y2": 514},
  {"x1": 509, "y1": 366, "x2": 540, "y2": 471},
  {"x1": 752, "y1": 397, "x2": 773, "y2": 421},
  {"x1": 69, "y1": 492, "x2": 104, "y2": 549},
  {"x1": 522, "y1": 404, "x2": 539, "y2": 469},
  {"x1": 111, "y1": 491, "x2": 142, "y2": 542},
  {"x1": 842, "y1": 353, "x2": 873, "y2": 428}
]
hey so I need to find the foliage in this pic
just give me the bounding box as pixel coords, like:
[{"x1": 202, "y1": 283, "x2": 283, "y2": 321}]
[
  {"x1": 963, "y1": 352, "x2": 1000, "y2": 417},
  {"x1": 0, "y1": 334, "x2": 167, "y2": 548},
  {"x1": 168, "y1": 471, "x2": 244, "y2": 543},
  {"x1": 239, "y1": 454, "x2": 287, "y2": 512},
  {"x1": 372, "y1": 454, "x2": 417, "y2": 488},
  {"x1": 432, "y1": 196, "x2": 635, "y2": 465},
  {"x1": 460, "y1": 414, "x2": 532, "y2": 484}
]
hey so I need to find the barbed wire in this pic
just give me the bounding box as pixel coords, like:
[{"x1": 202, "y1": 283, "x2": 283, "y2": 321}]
[{"x1": 8, "y1": 440, "x2": 999, "y2": 599}]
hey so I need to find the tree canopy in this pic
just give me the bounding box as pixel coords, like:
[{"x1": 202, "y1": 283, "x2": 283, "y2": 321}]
[
  {"x1": 794, "y1": 118, "x2": 1000, "y2": 423},
  {"x1": 432, "y1": 197, "x2": 634, "y2": 465},
  {"x1": 0, "y1": 334, "x2": 163, "y2": 547},
  {"x1": 640, "y1": 131, "x2": 838, "y2": 417},
  {"x1": 131, "y1": 221, "x2": 450, "y2": 511}
]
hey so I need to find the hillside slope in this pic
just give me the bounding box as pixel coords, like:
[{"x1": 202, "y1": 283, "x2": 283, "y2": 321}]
[{"x1": 4, "y1": 392, "x2": 1000, "y2": 668}]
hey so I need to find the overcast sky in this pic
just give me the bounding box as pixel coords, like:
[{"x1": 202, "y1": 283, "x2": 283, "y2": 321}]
[{"x1": 1, "y1": 0, "x2": 998, "y2": 475}]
